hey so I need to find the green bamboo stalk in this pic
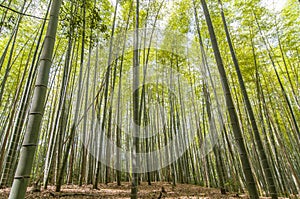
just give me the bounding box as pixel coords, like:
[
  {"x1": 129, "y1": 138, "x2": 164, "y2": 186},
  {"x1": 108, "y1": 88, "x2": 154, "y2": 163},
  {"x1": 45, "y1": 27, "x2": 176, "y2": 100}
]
[{"x1": 8, "y1": 0, "x2": 62, "y2": 198}]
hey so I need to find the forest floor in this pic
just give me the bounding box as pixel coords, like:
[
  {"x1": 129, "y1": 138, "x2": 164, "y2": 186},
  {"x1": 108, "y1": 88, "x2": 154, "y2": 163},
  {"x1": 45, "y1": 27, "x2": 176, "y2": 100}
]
[{"x1": 0, "y1": 182, "x2": 296, "y2": 199}]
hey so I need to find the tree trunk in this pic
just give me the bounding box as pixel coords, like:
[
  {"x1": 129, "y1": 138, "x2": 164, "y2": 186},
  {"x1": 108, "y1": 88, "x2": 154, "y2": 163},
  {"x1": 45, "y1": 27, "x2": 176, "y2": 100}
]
[
  {"x1": 131, "y1": 0, "x2": 140, "y2": 198},
  {"x1": 218, "y1": 1, "x2": 278, "y2": 198},
  {"x1": 199, "y1": 0, "x2": 259, "y2": 198},
  {"x1": 8, "y1": 0, "x2": 62, "y2": 198}
]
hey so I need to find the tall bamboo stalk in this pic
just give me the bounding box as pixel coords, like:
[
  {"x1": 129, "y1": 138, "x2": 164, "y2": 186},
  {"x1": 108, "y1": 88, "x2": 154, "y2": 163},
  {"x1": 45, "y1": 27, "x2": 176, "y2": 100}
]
[
  {"x1": 8, "y1": 0, "x2": 62, "y2": 198},
  {"x1": 199, "y1": 0, "x2": 259, "y2": 198}
]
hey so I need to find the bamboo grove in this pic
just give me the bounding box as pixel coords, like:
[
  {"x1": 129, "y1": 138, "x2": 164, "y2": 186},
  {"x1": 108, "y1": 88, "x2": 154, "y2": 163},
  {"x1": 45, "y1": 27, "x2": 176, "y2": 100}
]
[{"x1": 0, "y1": 0, "x2": 299, "y2": 198}]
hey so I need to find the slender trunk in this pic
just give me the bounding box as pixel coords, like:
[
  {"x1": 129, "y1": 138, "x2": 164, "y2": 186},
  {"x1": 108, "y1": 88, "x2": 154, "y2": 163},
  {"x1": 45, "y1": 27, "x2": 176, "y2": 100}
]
[
  {"x1": 218, "y1": 1, "x2": 278, "y2": 198},
  {"x1": 199, "y1": 0, "x2": 259, "y2": 198},
  {"x1": 116, "y1": 3, "x2": 132, "y2": 186},
  {"x1": 0, "y1": 1, "x2": 26, "y2": 106},
  {"x1": 131, "y1": 0, "x2": 140, "y2": 197},
  {"x1": 79, "y1": 0, "x2": 87, "y2": 186},
  {"x1": 254, "y1": 14, "x2": 300, "y2": 141},
  {"x1": 55, "y1": 0, "x2": 86, "y2": 191},
  {"x1": 8, "y1": 0, "x2": 62, "y2": 198}
]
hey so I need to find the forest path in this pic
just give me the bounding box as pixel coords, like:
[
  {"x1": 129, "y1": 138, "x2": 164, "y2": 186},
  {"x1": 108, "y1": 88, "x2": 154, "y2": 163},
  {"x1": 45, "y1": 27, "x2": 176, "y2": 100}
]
[{"x1": 0, "y1": 182, "x2": 294, "y2": 198}]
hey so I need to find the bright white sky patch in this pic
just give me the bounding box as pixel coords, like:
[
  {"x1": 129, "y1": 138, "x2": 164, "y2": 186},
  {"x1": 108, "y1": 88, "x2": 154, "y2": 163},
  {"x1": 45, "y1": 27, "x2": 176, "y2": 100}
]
[
  {"x1": 274, "y1": 0, "x2": 287, "y2": 11},
  {"x1": 110, "y1": 0, "x2": 116, "y2": 6},
  {"x1": 263, "y1": 0, "x2": 287, "y2": 12}
]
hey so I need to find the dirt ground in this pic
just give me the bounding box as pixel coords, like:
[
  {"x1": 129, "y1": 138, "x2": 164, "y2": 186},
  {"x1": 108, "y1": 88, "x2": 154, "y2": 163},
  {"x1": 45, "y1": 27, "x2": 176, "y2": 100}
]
[{"x1": 0, "y1": 182, "x2": 296, "y2": 198}]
